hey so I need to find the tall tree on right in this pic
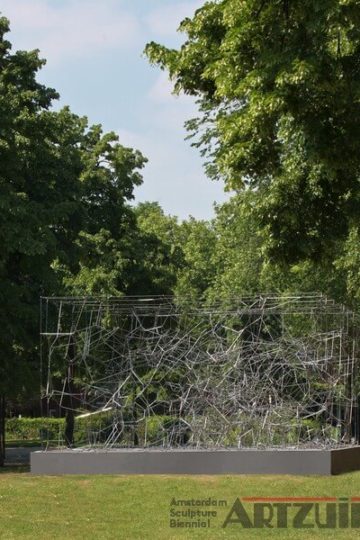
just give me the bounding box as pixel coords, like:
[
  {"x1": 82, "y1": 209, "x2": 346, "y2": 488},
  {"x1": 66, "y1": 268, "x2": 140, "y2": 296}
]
[{"x1": 145, "y1": 0, "x2": 360, "y2": 273}]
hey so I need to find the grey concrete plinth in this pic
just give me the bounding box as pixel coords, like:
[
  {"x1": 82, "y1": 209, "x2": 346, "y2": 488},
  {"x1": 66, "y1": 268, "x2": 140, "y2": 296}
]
[{"x1": 30, "y1": 447, "x2": 360, "y2": 475}]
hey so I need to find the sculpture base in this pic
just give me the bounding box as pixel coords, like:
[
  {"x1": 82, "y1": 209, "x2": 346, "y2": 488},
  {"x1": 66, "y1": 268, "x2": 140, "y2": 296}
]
[{"x1": 30, "y1": 446, "x2": 360, "y2": 476}]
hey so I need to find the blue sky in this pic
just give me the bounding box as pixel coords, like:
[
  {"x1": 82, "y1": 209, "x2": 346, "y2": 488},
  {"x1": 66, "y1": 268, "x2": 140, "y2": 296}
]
[{"x1": 1, "y1": 0, "x2": 229, "y2": 220}]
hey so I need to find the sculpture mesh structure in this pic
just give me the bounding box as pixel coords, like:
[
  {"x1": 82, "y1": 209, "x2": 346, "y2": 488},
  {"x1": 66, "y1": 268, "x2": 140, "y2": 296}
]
[{"x1": 40, "y1": 294, "x2": 360, "y2": 449}]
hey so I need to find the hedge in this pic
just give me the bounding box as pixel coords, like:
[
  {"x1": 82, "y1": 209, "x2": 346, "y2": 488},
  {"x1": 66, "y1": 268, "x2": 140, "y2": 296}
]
[
  {"x1": 5, "y1": 415, "x2": 181, "y2": 446},
  {"x1": 6, "y1": 417, "x2": 64, "y2": 442}
]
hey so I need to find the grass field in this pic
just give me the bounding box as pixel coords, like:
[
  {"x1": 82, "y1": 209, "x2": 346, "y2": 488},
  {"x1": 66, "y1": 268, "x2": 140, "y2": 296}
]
[{"x1": 0, "y1": 467, "x2": 360, "y2": 539}]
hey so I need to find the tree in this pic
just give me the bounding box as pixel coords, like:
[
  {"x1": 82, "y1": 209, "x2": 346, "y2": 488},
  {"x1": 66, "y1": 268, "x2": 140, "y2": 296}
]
[
  {"x1": 52, "y1": 121, "x2": 147, "y2": 297},
  {"x1": 335, "y1": 227, "x2": 360, "y2": 307},
  {"x1": 208, "y1": 192, "x2": 263, "y2": 300},
  {"x1": 175, "y1": 217, "x2": 217, "y2": 300},
  {"x1": 0, "y1": 15, "x2": 64, "y2": 464},
  {"x1": 0, "y1": 16, "x2": 146, "y2": 462},
  {"x1": 133, "y1": 202, "x2": 185, "y2": 295},
  {"x1": 168, "y1": 190, "x2": 348, "y2": 306},
  {"x1": 145, "y1": 0, "x2": 360, "y2": 266}
]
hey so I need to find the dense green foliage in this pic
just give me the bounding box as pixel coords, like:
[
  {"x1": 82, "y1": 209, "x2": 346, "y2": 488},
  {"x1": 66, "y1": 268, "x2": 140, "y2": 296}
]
[
  {"x1": 0, "y1": 15, "x2": 162, "y2": 462},
  {"x1": 0, "y1": 15, "x2": 150, "y2": 408},
  {"x1": 145, "y1": 0, "x2": 360, "y2": 276},
  {"x1": 1, "y1": 0, "x2": 360, "y2": 462},
  {"x1": 5, "y1": 415, "x2": 188, "y2": 448},
  {"x1": 124, "y1": 193, "x2": 336, "y2": 303},
  {"x1": 6, "y1": 417, "x2": 63, "y2": 442}
]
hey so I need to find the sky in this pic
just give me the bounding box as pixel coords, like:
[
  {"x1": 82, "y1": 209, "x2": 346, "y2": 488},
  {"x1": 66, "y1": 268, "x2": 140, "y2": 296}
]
[{"x1": 1, "y1": 0, "x2": 230, "y2": 220}]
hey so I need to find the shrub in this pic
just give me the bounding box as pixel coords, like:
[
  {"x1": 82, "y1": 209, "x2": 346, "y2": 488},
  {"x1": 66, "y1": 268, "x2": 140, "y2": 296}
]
[{"x1": 6, "y1": 417, "x2": 64, "y2": 442}]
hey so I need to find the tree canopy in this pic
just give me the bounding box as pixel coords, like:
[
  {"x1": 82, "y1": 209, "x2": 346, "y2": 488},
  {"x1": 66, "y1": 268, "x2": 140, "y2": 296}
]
[
  {"x1": 0, "y1": 14, "x2": 148, "y2": 457},
  {"x1": 1, "y1": 1, "x2": 360, "y2": 464},
  {"x1": 146, "y1": 0, "x2": 360, "y2": 264}
]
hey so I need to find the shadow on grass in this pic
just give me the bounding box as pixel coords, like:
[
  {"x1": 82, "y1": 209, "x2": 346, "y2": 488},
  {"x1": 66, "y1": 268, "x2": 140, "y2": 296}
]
[
  {"x1": 0, "y1": 464, "x2": 29, "y2": 474},
  {"x1": 6, "y1": 440, "x2": 42, "y2": 448}
]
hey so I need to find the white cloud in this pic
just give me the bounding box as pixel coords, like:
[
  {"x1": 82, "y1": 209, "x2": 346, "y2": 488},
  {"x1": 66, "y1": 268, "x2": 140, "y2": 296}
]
[
  {"x1": 1, "y1": 0, "x2": 141, "y2": 65},
  {"x1": 117, "y1": 128, "x2": 229, "y2": 220},
  {"x1": 147, "y1": 72, "x2": 199, "y2": 134},
  {"x1": 146, "y1": 0, "x2": 203, "y2": 38},
  {"x1": 148, "y1": 71, "x2": 176, "y2": 103}
]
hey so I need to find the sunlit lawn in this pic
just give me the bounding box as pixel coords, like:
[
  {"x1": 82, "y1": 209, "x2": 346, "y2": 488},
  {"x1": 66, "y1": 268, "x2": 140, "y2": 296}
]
[{"x1": 0, "y1": 467, "x2": 359, "y2": 539}]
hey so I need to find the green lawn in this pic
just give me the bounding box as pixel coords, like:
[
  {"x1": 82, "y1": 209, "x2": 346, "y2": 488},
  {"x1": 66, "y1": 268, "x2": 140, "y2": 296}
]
[{"x1": 0, "y1": 468, "x2": 360, "y2": 539}]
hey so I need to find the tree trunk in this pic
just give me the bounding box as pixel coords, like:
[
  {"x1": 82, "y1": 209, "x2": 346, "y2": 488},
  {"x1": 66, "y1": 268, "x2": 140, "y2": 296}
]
[
  {"x1": 64, "y1": 337, "x2": 75, "y2": 448},
  {"x1": 64, "y1": 409, "x2": 74, "y2": 448},
  {"x1": 0, "y1": 395, "x2": 6, "y2": 466},
  {"x1": 132, "y1": 388, "x2": 139, "y2": 446}
]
